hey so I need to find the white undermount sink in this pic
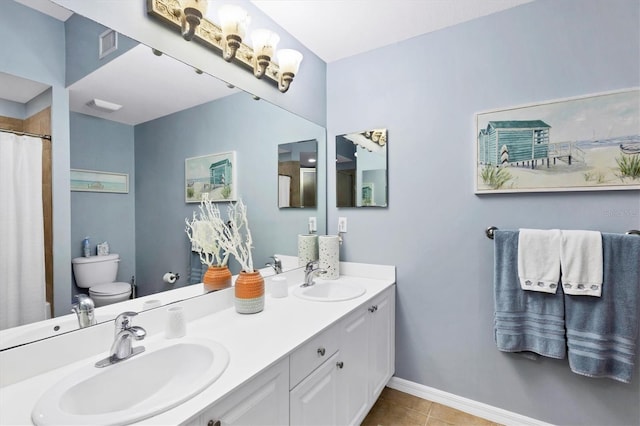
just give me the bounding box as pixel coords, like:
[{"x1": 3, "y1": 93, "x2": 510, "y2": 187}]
[
  {"x1": 31, "y1": 337, "x2": 230, "y2": 425},
  {"x1": 294, "y1": 280, "x2": 366, "y2": 302}
]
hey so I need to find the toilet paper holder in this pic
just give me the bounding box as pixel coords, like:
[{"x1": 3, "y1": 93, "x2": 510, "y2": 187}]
[{"x1": 162, "y1": 272, "x2": 180, "y2": 284}]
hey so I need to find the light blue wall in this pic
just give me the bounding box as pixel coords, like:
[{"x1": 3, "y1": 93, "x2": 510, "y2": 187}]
[
  {"x1": 69, "y1": 113, "x2": 136, "y2": 291},
  {"x1": 52, "y1": 0, "x2": 327, "y2": 126},
  {"x1": 0, "y1": 1, "x2": 71, "y2": 317},
  {"x1": 25, "y1": 89, "x2": 52, "y2": 118},
  {"x1": 0, "y1": 99, "x2": 26, "y2": 119},
  {"x1": 134, "y1": 93, "x2": 326, "y2": 296},
  {"x1": 327, "y1": 0, "x2": 640, "y2": 425},
  {"x1": 0, "y1": 89, "x2": 52, "y2": 120}
]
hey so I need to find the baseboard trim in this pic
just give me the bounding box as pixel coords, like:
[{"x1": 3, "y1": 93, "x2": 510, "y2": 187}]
[{"x1": 386, "y1": 377, "x2": 553, "y2": 426}]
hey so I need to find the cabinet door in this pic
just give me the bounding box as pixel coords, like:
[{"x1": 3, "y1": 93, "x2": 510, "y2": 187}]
[
  {"x1": 368, "y1": 288, "x2": 395, "y2": 401},
  {"x1": 290, "y1": 351, "x2": 340, "y2": 426},
  {"x1": 337, "y1": 309, "x2": 370, "y2": 426},
  {"x1": 199, "y1": 359, "x2": 289, "y2": 426}
]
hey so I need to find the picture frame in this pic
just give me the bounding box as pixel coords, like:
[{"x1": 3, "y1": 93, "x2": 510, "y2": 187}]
[
  {"x1": 185, "y1": 151, "x2": 237, "y2": 203},
  {"x1": 475, "y1": 88, "x2": 640, "y2": 194},
  {"x1": 70, "y1": 169, "x2": 129, "y2": 193},
  {"x1": 362, "y1": 182, "x2": 374, "y2": 206}
]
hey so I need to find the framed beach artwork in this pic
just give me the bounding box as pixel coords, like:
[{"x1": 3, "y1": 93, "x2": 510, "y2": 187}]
[
  {"x1": 475, "y1": 88, "x2": 640, "y2": 194},
  {"x1": 185, "y1": 151, "x2": 237, "y2": 203},
  {"x1": 70, "y1": 169, "x2": 129, "y2": 193},
  {"x1": 362, "y1": 183, "x2": 374, "y2": 206}
]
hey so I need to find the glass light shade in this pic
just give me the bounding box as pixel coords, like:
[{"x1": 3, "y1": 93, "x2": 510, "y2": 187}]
[
  {"x1": 251, "y1": 29, "x2": 280, "y2": 58},
  {"x1": 276, "y1": 49, "x2": 303, "y2": 75},
  {"x1": 218, "y1": 5, "x2": 250, "y2": 39}
]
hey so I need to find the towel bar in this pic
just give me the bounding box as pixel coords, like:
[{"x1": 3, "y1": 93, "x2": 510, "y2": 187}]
[{"x1": 485, "y1": 226, "x2": 640, "y2": 239}]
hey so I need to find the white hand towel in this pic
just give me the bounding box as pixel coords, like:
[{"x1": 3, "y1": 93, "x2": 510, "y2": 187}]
[
  {"x1": 518, "y1": 229, "x2": 561, "y2": 293},
  {"x1": 560, "y1": 230, "x2": 603, "y2": 297}
]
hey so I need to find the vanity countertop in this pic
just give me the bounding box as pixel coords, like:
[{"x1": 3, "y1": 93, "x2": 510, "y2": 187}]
[{"x1": 0, "y1": 261, "x2": 395, "y2": 425}]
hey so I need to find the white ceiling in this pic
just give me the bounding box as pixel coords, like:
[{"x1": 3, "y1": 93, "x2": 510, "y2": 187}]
[
  {"x1": 5, "y1": 0, "x2": 534, "y2": 124},
  {"x1": 68, "y1": 45, "x2": 237, "y2": 125},
  {"x1": 0, "y1": 72, "x2": 50, "y2": 103},
  {"x1": 251, "y1": 0, "x2": 534, "y2": 63},
  {"x1": 15, "y1": 0, "x2": 535, "y2": 63}
]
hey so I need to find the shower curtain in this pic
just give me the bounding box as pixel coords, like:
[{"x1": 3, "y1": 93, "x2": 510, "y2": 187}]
[{"x1": 0, "y1": 132, "x2": 46, "y2": 330}]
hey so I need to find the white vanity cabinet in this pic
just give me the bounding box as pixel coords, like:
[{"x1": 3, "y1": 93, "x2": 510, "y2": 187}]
[
  {"x1": 183, "y1": 285, "x2": 395, "y2": 426},
  {"x1": 289, "y1": 325, "x2": 341, "y2": 425},
  {"x1": 337, "y1": 287, "x2": 396, "y2": 425},
  {"x1": 0, "y1": 263, "x2": 396, "y2": 426},
  {"x1": 290, "y1": 351, "x2": 342, "y2": 425},
  {"x1": 186, "y1": 358, "x2": 290, "y2": 426},
  {"x1": 290, "y1": 285, "x2": 396, "y2": 426},
  {"x1": 367, "y1": 287, "x2": 395, "y2": 401}
]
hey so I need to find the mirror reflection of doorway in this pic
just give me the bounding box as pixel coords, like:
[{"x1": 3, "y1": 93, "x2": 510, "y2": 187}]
[
  {"x1": 300, "y1": 168, "x2": 317, "y2": 207},
  {"x1": 337, "y1": 170, "x2": 355, "y2": 207}
]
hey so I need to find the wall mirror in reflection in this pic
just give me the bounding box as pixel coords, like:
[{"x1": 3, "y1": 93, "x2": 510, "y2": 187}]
[
  {"x1": 336, "y1": 129, "x2": 388, "y2": 207},
  {"x1": 278, "y1": 140, "x2": 318, "y2": 208}
]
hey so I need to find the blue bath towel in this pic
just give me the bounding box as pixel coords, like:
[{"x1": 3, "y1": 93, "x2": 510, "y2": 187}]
[
  {"x1": 564, "y1": 233, "x2": 640, "y2": 383},
  {"x1": 493, "y1": 230, "x2": 566, "y2": 358}
]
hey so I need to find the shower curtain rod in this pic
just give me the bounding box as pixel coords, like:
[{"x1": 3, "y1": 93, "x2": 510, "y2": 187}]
[
  {"x1": 0, "y1": 127, "x2": 51, "y2": 140},
  {"x1": 485, "y1": 226, "x2": 640, "y2": 239}
]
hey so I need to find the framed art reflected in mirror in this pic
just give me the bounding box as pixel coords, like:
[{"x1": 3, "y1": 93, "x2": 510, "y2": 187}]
[{"x1": 185, "y1": 151, "x2": 237, "y2": 203}]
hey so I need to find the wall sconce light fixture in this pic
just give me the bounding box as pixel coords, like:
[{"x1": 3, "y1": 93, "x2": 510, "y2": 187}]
[
  {"x1": 179, "y1": 0, "x2": 208, "y2": 41},
  {"x1": 147, "y1": 0, "x2": 303, "y2": 93}
]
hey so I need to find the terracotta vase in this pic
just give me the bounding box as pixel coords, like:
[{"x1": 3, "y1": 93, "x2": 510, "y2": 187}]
[
  {"x1": 234, "y1": 270, "x2": 265, "y2": 314},
  {"x1": 203, "y1": 265, "x2": 232, "y2": 292}
]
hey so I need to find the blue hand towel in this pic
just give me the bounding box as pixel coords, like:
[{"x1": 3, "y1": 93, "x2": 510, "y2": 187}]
[
  {"x1": 564, "y1": 233, "x2": 640, "y2": 383},
  {"x1": 494, "y1": 230, "x2": 567, "y2": 358},
  {"x1": 189, "y1": 251, "x2": 206, "y2": 285}
]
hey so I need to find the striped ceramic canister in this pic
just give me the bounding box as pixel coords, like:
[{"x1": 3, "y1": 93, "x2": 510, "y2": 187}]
[{"x1": 234, "y1": 271, "x2": 265, "y2": 314}]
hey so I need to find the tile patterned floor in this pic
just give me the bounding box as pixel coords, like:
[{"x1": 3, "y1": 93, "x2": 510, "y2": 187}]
[{"x1": 362, "y1": 387, "x2": 502, "y2": 426}]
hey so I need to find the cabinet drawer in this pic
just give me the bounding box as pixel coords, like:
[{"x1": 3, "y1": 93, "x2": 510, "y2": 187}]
[{"x1": 290, "y1": 326, "x2": 339, "y2": 388}]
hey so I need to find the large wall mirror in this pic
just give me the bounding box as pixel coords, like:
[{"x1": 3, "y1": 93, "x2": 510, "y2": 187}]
[
  {"x1": 0, "y1": 2, "x2": 326, "y2": 349},
  {"x1": 336, "y1": 129, "x2": 388, "y2": 207}
]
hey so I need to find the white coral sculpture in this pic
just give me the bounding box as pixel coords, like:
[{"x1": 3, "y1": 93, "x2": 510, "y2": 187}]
[
  {"x1": 215, "y1": 198, "x2": 254, "y2": 273},
  {"x1": 185, "y1": 195, "x2": 230, "y2": 267}
]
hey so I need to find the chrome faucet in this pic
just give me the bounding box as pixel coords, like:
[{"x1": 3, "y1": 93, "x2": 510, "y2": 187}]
[
  {"x1": 71, "y1": 294, "x2": 96, "y2": 328},
  {"x1": 301, "y1": 260, "x2": 326, "y2": 287},
  {"x1": 95, "y1": 311, "x2": 146, "y2": 368},
  {"x1": 266, "y1": 255, "x2": 283, "y2": 274}
]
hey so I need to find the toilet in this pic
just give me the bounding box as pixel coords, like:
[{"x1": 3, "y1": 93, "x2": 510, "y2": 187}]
[{"x1": 72, "y1": 254, "x2": 132, "y2": 307}]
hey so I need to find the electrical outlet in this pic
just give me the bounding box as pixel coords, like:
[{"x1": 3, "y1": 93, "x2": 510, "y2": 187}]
[
  {"x1": 308, "y1": 216, "x2": 317, "y2": 233},
  {"x1": 338, "y1": 217, "x2": 347, "y2": 233}
]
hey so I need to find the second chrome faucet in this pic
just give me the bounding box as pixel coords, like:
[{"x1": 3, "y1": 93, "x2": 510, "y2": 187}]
[
  {"x1": 301, "y1": 260, "x2": 326, "y2": 287},
  {"x1": 95, "y1": 311, "x2": 146, "y2": 368}
]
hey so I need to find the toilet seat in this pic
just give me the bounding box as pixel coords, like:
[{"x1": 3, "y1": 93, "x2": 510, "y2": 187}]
[{"x1": 90, "y1": 282, "x2": 131, "y2": 296}]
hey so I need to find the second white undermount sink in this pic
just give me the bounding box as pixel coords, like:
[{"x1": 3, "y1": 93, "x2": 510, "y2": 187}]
[
  {"x1": 31, "y1": 337, "x2": 229, "y2": 426},
  {"x1": 294, "y1": 280, "x2": 366, "y2": 302}
]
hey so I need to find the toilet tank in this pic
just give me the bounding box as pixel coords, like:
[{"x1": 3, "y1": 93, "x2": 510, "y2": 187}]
[{"x1": 72, "y1": 254, "x2": 120, "y2": 288}]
